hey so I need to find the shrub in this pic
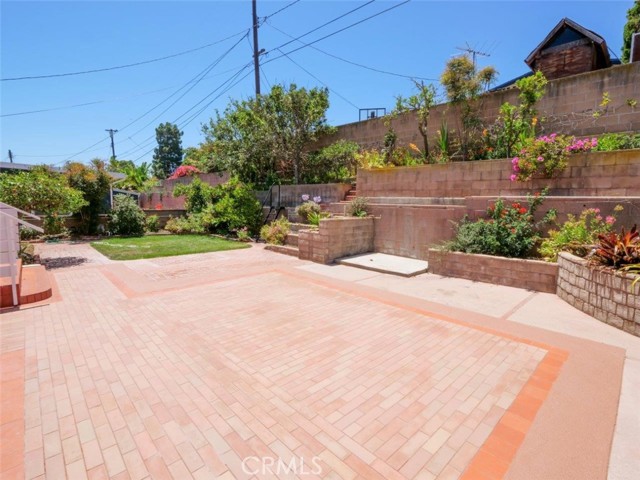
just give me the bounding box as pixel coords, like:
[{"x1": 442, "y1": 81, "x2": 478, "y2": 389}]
[
  {"x1": 592, "y1": 225, "x2": 640, "y2": 268},
  {"x1": 65, "y1": 160, "x2": 112, "y2": 234},
  {"x1": 302, "y1": 140, "x2": 359, "y2": 183},
  {"x1": 20, "y1": 227, "x2": 41, "y2": 241},
  {"x1": 539, "y1": 206, "x2": 622, "y2": 261},
  {"x1": 168, "y1": 165, "x2": 201, "y2": 179},
  {"x1": 235, "y1": 227, "x2": 252, "y2": 242},
  {"x1": 173, "y1": 177, "x2": 215, "y2": 214},
  {"x1": 355, "y1": 149, "x2": 386, "y2": 169},
  {"x1": 594, "y1": 132, "x2": 640, "y2": 151},
  {"x1": 260, "y1": 217, "x2": 290, "y2": 245},
  {"x1": 145, "y1": 215, "x2": 160, "y2": 233},
  {"x1": 296, "y1": 201, "x2": 321, "y2": 223},
  {"x1": 307, "y1": 211, "x2": 331, "y2": 227},
  {"x1": 511, "y1": 134, "x2": 572, "y2": 181},
  {"x1": 447, "y1": 190, "x2": 549, "y2": 258},
  {"x1": 43, "y1": 215, "x2": 67, "y2": 236},
  {"x1": 109, "y1": 194, "x2": 146, "y2": 236},
  {"x1": 164, "y1": 214, "x2": 209, "y2": 234},
  {"x1": 347, "y1": 197, "x2": 370, "y2": 217},
  {"x1": 207, "y1": 178, "x2": 262, "y2": 235}
]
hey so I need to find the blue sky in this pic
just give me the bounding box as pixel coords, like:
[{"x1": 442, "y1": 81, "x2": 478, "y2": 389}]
[{"x1": 0, "y1": 0, "x2": 632, "y2": 166}]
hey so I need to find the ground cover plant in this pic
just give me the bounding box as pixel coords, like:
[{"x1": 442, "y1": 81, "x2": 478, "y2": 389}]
[
  {"x1": 447, "y1": 189, "x2": 551, "y2": 258},
  {"x1": 260, "y1": 217, "x2": 290, "y2": 245},
  {"x1": 91, "y1": 234, "x2": 248, "y2": 260}
]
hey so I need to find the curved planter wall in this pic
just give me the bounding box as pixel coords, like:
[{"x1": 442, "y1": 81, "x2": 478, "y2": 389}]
[{"x1": 557, "y1": 252, "x2": 640, "y2": 337}]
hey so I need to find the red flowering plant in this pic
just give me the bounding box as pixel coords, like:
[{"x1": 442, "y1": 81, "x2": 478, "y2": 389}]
[
  {"x1": 448, "y1": 188, "x2": 551, "y2": 258},
  {"x1": 510, "y1": 134, "x2": 572, "y2": 181},
  {"x1": 168, "y1": 165, "x2": 201, "y2": 179}
]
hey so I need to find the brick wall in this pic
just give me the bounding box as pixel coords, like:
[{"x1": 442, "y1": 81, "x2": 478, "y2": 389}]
[
  {"x1": 298, "y1": 217, "x2": 374, "y2": 264},
  {"x1": 139, "y1": 172, "x2": 230, "y2": 209},
  {"x1": 557, "y1": 252, "x2": 640, "y2": 337},
  {"x1": 358, "y1": 150, "x2": 640, "y2": 198},
  {"x1": 426, "y1": 249, "x2": 559, "y2": 293},
  {"x1": 314, "y1": 63, "x2": 640, "y2": 150}
]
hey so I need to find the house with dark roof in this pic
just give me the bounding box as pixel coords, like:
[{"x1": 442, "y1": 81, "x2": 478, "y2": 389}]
[{"x1": 525, "y1": 17, "x2": 613, "y2": 80}]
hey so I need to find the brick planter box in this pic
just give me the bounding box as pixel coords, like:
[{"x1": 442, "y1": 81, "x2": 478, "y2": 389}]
[
  {"x1": 299, "y1": 217, "x2": 374, "y2": 264},
  {"x1": 426, "y1": 249, "x2": 558, "y2": 293},
  {"x1": 557, "y1": 252, "x2": 640, "y2": 336}
]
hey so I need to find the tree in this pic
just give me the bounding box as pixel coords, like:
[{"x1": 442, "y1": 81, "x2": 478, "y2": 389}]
[
  {"x1": 202, "y1": 84, "x2": 333, "y2": 185},
  {"x1": 65, "y1": 159, "x2": 112, "y2": 234},
  {"x1": 120, "y1": 162, "x2": 151, "y2": 191},
  {"x1": 152, "y1": 122, "x2": 183, "y2": 179},
  {"x1": 394, "y1": 80, "x2": 437, "y2": 160},
  {"x1": 0, "y1": 166, "x2": 86, "y2": 234},
  {"x1": 622, "y1": 1, "x2": 640, "y2": 63},
  {"x1": 182, "y1": 143, "x2": 222, "y2": 173},
  {"x1": 441, "y1": 54, "x2": 498, "y2": 160}
]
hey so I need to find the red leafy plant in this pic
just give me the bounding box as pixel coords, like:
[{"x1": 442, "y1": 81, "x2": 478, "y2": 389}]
[{"x1": 592, "y1": 225, "x2": 640, "y2": 268}]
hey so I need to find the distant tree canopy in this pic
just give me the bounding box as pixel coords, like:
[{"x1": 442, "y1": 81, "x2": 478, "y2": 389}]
[
  {"x1": 202, "y1": 83, "x2": 333, "y2": 186},
  {"x1": 622, "y1": 1, "x2": 640, "y2": 63},
  {"x1": 65, "y1": 159, "x2": 112, "y2": 234},
  {"x1": 152, "y1": 122, "x2": 183, "y2": 179}
]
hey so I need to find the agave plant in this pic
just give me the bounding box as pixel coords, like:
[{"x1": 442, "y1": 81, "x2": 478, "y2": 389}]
[{"x1": 593, "y1": 225, "x2": 640, "y2": 267}]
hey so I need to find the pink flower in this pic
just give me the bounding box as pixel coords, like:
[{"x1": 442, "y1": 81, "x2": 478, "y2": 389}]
[
  {"x1": 605, "y1": 216, "x2": 616, "y2": 225},
  {"x1": 510, "y1": 174, "x2": 517, "y2": 182},
  {"x1": 594, "y1": 208, "x2": 600, "y2": 214},
  {"x1": 301, "y1": 194, "x2": 310, "y2": 201},
  {"x1": 537, "y1": 156, "x2": 544, "y2": 162}
]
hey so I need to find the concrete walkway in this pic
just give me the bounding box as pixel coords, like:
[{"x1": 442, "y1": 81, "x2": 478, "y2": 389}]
[{"x1": 0, "y1": 242, "x2": 637, "y2": 479}]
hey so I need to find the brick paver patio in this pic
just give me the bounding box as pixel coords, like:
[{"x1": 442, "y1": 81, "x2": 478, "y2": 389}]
[{"x1": 0, "y1": 243, "x2": 630, "y2": 479}]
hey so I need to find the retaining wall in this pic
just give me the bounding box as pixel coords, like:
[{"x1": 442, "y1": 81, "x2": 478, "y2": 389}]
[
  {"x1": 426, "y1": 249, "x2": 559, "y2": 293},
  {"x1": 557, "y1": 252, "x2": 640, "y2": 336},
  {"x1": 298, "y1": 217, "x2": 374, "y2": 264},
  {"x1": 314, "y1": 63, "x2": 640, "y2": 150}
]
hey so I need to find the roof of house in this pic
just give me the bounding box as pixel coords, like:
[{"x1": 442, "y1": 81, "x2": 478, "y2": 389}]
[{"x1": 524, "y1": 17, "x2": 611, "y2": 69}]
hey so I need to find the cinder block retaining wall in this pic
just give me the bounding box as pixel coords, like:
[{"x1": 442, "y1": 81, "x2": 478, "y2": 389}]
[
  {"x1": 299, "y1": 217, "x2": 374, "y2": 264},
  {"x1": 426, "y1": 249, "x2": 559, "y2": 293},
  {"x1": 358, "y1": 150, "x2": 640, "y2": 198},
  {"x1": 139, "y1": 173, "x2": 230, "y2": 210},
  {"x1": 256, "y1": 184, "x2": 351, "y2": 208},
  {"x1": 557, "y1": 253, "x2": 640, "y2": 337},
  {"x1": 315, "y1": 63, "x2": 640, "y2": 150}
]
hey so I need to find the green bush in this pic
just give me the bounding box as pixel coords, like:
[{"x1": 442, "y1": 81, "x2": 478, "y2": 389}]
[
  {"x1": 594, "y1": 133, "x2": 640, "y2": 152},
  {"x1": 539, "y1": 206, "x2": 622, "y2": 261},
  {"x1": 145, "y1": 215, "x2": 160, "y2": 233},
  {"x1": 20, "y1": 227, "x2": 41, "y2": 241},
  {"x1": 173, "y1": 177, "x2": 215, "y2": 214},
  {"x1": 447, "y1": 190, "x2": 549, "y2": 258},
  {"x1": 347, "y1": 197, "x2": 370, "y2": 217},
  {"x1": 109, "y1": 194, "x2": 146, "y2": 236},
  {"x1": 302, "y1": 140, "x2": 359, "y2": 183},
  {"x1": 164, "y1": 214, "x2": 208, "y2": 234},
  {"x1": 43, "y1": 215, "x2": 67, "y2": 236},
  {"x1": 260, "y1": 217, "x2": 290, "y2": 245},
  {"x1": 296, "y1": 201, "x2": 321, "y2": 223},
  {"x1": 307, "y1": 211, "x2": 331, "y2": 227},
  {"x1": 207, "y1": 178, "x2": 263, "y2": 235}
]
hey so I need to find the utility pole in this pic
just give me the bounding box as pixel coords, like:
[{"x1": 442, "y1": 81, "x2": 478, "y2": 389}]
[
  {"x1": 105, "y1": 129, "x2": 118, "y2": 159},
  {"x1": 456, "y1": 42, "x2": 490, "y2": 67},
  {"x1": 252, "y1": 0, "x2": 261, "y2": 96},
  {"x1": 8, "y1": 149, "x2": 13, "y2": 163}
]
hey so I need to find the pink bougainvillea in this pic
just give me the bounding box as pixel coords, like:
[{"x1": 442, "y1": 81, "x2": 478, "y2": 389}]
[{"x1": 169, "y1": 165, "x2": 201, "y2": 179}]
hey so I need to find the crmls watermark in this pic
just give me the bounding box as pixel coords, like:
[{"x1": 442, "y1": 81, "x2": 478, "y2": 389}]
[{"x1": 241, "y1": 456, "x2": 323, "y2": 476}]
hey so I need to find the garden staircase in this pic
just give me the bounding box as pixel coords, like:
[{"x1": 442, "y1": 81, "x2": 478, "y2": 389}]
[
  {"x1": 264, "y1": 223, "x2": 306, "y2": 257},
  {"x1": 0, "y1": 202, "x2": 52, "y2": 309}
]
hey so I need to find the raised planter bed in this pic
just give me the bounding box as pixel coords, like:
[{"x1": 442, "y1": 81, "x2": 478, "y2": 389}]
[
  {"x1": 557, "y1": 252, "x2": 639, "y2": 337},
  {"x1": 426, "y1": 249, "x2": 558, "y2": 293},
  {"x1": 298, "y1": 217, "x2": 374, "y2": 264}
]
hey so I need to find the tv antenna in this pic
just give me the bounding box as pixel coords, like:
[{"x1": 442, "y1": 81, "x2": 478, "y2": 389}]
[{"x1": 456, "y1": 42, "x2": 490, "y2": 67}]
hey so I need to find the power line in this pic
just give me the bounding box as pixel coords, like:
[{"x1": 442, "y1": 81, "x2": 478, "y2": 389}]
[
  {"x1": 270, "y1": 0, "x2": 376, "y2": 53},
  {"x1": 264, "y1": 0, "x2": 301, "y2": 19},
  {"x1": 263, "y1": 0, "x2": 412, "y2": 66},
  {"x1": 276, "y1": 48, "x2": 359, "y2": 109},
  {"x1": 1, "y1": 30, "x2": 248, "y2": 81},
  {"x1": 265, "y1": 18, "x2": 437, "y2": 81}
]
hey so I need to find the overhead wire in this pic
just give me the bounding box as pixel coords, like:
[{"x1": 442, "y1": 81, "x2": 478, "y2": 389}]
[
  {"x1": 1, "y1": 30, "x2": 249, "y2": 81},
  {"x1": 265, "y1": 18, "x2": 437, "y2": 81},
  {"x1": 275, "y1": 48, "x2": 359, "y2": 109}
]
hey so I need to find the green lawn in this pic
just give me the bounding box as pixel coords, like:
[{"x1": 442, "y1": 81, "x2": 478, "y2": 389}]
[{"x1": 91, "y1": 234, "x2": 250, "y2": 260}]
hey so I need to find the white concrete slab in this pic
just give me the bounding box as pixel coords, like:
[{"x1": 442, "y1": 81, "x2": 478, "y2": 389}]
[{"x1": 336, "y1": 252, "x2": 429, "y2": 277}]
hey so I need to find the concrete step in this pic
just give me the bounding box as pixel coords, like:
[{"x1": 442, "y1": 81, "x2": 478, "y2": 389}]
[
  {"x1": 336, "y1": 253, "x2": 429, "y2": 277},
  {"x1": 0, "y1": 260, "x2": 23, "y2": 308},
  {"x1": 285, "y1": 233, "x2": 299, "y2": 247},
  {"x1": 19, "y1": 265, "x2": 52, "y2": 305},
  {"x1": 345, "y1": 195, "x2": 357, "y2": 201},
  {"x1": 264, "y1": 244, "x2": 299, "y2": 257},
  {"x1": 288, "y1": 223, "x2": 311, "y2": 233}
]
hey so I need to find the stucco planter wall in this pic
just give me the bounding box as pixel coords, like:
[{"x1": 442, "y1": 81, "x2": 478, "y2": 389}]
[
  {"x1": 557, "y1": 252, "x2": 640, "y2": 336},
  {"x1": 298, "y1": 217, "x2": 374, "y2": 264},
  {"x1": 426, "y1": 249, "x2": 558, "y2": 293}
]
